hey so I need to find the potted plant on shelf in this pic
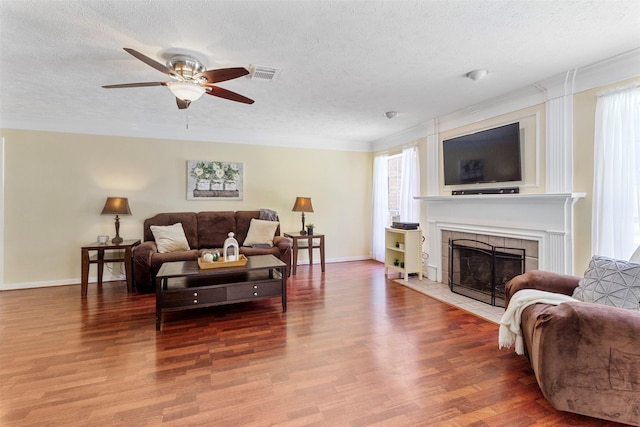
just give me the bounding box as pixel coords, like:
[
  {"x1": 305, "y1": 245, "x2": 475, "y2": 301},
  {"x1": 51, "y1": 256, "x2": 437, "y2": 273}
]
[{"x1": 306, "y1": 224, "x2": 315, "y2": 235}]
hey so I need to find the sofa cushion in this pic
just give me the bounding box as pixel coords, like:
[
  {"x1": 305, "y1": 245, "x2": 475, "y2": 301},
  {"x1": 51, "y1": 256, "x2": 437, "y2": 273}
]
[
  {"x1": 235, "y1": 210, "x2": 260, "y2": 243},
  {"x1": 235, "y1": 211, "x2": 281, "y2": 245},
  {"x1": 572, "y1": 255, "x2": 640, "y2": 310},
  {"x1": 243, "y1": 218, "x2": 279, "y2": 247},
  {"x1": 151, "y1": 223, "x2": 191, "y2": 253},
  {"x1": 197, "y1": 211, "x2": 236, "y2": 248},
  {"x1": 143, "y1": 212, "x2": 198, "y2": 248},
  {"x1": 239, "y1": 245, "x2": 281, "y2": 258}
]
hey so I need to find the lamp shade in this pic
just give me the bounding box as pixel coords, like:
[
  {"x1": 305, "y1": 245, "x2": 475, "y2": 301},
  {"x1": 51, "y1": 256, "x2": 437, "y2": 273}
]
[
  {"x1": 101, "y1": 197, "x2": 132, "y2": 216},
  {"x1": 292, "y1": 197, "x2": 314, "y2": 213}
]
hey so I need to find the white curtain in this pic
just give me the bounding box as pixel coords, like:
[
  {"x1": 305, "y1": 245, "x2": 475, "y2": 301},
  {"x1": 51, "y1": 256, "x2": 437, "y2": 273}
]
[
  {"x1": 372, "y1": 154, "x2": 388, "y2": 262},
  {"x1": 592, "y1": 86, "x2": 640, "y2": 259},
  {"x1": 399, "y1": 145, "x2": 421, "y2": 222}
]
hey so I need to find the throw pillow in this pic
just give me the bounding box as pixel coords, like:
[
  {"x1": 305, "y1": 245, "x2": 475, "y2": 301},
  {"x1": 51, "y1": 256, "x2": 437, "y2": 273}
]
[
  {"x1": 572, "y1": 255, "x2": 640, "y2": 310},
  {"x1": 151, "y1": 223, "x2": 190, "y2": 253},
  {"x1": 243, "y1": 218, "x2": 279, "y2": 247}
]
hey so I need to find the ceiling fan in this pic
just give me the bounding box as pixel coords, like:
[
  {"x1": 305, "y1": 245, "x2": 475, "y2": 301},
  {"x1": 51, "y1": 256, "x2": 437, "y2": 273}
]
[{"x1": 102, "y1": 48, "x2": 254, "y2": 109}]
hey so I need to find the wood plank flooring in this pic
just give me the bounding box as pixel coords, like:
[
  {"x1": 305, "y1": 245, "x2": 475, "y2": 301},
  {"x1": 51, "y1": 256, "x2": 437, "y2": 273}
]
[{"x1": 0, "y1": 260, "x2": 625, "y2": 426}]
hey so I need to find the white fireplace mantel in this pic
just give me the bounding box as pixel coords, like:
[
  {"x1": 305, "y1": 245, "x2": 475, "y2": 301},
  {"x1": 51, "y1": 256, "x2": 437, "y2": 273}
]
[{"x1": 415, "y1": 193, "x2": 586, "y2": 282}]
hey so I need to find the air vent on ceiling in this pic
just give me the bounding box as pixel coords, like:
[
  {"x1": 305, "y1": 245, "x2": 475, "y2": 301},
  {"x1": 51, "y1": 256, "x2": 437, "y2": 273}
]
[{"x1": 248, "y1": 65, "x2": 280, "y2": 81}]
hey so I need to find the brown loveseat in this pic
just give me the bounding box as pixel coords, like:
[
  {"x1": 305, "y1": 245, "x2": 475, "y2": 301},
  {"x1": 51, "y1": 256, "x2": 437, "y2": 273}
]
[
  {"x1": 133, "y1": 211, "x2": 291, "y2": 293},
  {"x1": 505, "y1": 271, "x2": 640, "y2": 426}
]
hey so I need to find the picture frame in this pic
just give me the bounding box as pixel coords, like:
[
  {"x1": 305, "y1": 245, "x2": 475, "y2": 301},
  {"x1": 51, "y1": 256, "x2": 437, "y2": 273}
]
[{"x1": 187, "y1": 160, "x2": 244, "y2": 200}]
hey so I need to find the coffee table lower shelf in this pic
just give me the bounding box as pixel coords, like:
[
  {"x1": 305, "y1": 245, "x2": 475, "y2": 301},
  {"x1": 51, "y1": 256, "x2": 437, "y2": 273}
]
[{"x1": 155, "y1": 255, "x2": 286, "y2": 330}]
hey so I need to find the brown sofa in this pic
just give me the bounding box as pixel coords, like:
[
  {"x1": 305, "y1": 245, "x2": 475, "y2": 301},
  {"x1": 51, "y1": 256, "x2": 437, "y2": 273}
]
[
  {"x1": 133, "y1": 210, "x2": 291, "y2": 293},
  {"x1": 505, "y1": 271, "x2": 640, "y2": 426}
]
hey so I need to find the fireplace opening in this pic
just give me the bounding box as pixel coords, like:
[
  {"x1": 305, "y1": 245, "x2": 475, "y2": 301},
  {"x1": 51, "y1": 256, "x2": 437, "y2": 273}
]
[{"x1": 448, "y1": 239, "x2": 525, "y2": 307}]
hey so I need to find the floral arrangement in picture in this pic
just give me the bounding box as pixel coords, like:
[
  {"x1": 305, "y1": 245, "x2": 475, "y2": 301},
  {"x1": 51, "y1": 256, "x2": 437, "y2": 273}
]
[{"x1": 187, "y1": 160, "x2": 244, "y2": 200}]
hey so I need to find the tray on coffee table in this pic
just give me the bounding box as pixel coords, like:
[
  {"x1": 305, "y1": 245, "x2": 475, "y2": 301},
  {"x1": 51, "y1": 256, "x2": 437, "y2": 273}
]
[{"x1": 198, "y1": 254, "x2": 248, "y2": 269}]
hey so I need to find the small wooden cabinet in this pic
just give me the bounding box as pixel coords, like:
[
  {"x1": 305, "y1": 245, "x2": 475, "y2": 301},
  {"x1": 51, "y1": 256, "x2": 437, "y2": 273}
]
[{"x1": 384, "y1": 228, "x2": 423, "y2": 282}]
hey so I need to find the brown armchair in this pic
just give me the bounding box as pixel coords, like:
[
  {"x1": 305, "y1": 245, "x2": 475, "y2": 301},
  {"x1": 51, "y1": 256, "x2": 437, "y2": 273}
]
[{"x1": 505, "y1": 271, "x2": 640, "y2": 426}]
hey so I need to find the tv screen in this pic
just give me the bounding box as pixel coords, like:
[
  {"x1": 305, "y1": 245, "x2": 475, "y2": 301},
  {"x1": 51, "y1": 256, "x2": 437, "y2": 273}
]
[{"x1": 442, "y1": 122, "x2": 521, "y2": 186}]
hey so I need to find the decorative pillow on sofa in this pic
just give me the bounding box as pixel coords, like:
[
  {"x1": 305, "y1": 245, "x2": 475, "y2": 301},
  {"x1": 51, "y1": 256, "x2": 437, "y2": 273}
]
[
  {"x1": 243, "y1": 218, "x2": 279, "y2": 248},
  {"x1": 572, "y1": 255, "x2": 640, "y2": 310},
  {"x1": 150, "y1": 223, "x2": 191, "y2": 253}
]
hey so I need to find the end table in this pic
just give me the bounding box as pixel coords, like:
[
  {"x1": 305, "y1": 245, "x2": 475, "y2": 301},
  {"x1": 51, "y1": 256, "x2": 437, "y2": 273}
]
[
  {"x1": 81, "y1": 239, "x2": 141, "y2": 296},
  {"x1": 284, "y1": 232, "x2": 325, "y2": 275}
]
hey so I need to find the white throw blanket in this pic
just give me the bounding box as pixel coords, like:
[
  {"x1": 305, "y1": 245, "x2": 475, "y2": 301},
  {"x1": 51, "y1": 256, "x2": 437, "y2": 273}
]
[{"x1": 499, "y1": 289, "x2": 578, "y2": 355}]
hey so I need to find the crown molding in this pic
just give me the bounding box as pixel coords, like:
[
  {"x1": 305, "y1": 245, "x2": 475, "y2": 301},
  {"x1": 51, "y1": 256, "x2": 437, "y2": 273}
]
[
  {"x1": 0, "y1": 116, "x2": 373, "y2": 153},
  {"x1": 537, "y1": 48, "x2": 640, "y2": 99},
  {"x1": 373, "y1": 48, "x2": 640, "y2": 149},
  {"x1": 371, "y1": 121, "x2": 433, "y2": 152}
]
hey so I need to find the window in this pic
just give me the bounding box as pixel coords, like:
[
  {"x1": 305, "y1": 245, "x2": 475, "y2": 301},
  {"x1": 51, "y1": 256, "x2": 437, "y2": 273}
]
[
  {"x1": 592, "y1": 86, "x2": 640, "y2": 258},
  {"x1": 387, "y1": 154, "x2": 402, "y2": 224},
  {"x1": 634, "y1": 161, "x2": 640, "y2": 247}
]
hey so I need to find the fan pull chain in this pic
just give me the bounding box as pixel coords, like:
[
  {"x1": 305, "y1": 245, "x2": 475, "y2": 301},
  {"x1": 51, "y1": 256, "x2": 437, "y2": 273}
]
[{"x1": 185, "y1": 109, "x2": 189, "y2": 130}]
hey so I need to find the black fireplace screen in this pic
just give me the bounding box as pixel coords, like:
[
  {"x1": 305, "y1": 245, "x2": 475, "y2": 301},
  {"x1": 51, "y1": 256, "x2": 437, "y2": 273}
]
[{"x1": 448, "y1": 239, "x2": 525, "y2": 307}]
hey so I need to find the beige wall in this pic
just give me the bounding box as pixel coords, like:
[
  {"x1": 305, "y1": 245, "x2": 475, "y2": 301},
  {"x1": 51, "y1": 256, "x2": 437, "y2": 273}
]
[
  {"x1": 572, "y1": 76, "x2": 640, "y2": 273},
  {"x1": 0, "y1": 129, "x2": 372, "y2": 287}
]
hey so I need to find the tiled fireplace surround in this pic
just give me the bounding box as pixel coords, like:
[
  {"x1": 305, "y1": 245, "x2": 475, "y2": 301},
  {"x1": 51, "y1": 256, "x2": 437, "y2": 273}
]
[
  {"x1": 416, "y1": 193, "x2": 585, "y2": 284},
  {"x1": 441, "y1": 230, "x2": 539, "y2": 286}
]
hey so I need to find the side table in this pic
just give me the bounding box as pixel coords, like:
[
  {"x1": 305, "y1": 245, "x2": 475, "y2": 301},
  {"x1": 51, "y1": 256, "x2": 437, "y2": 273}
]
[
  {"x1": 81, "y1": 239, "x2": 141, "y2": 296},
  {"x1": 284, "y1": 232, "x2": 325, "y2": 275}
]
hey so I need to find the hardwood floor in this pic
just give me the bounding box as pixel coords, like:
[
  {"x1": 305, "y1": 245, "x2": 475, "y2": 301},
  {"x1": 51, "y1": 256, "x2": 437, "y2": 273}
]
[{"x1": 0, "y1": 260, "x2": 624, "y2": 426}]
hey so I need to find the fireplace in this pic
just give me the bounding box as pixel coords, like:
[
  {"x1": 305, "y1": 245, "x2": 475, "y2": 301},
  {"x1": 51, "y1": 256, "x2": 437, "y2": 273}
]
[
  {"x1": 416, "y1": 193, "x2": 585, "y2": 282},
  {"x1": 448, "y1": 239, "x2": 525, "y2": 307}
]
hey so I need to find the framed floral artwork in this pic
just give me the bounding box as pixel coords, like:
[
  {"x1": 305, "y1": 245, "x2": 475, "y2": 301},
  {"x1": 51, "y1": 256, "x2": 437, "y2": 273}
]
[{"x1": 187, "y1": 160, "x2": 244, "y2": 200}]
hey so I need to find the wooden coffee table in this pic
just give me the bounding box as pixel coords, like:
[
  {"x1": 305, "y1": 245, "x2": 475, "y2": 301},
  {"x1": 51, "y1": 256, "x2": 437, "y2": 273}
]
[{"x1": 155, "y1": 254, "x2": 287, "y2": 330}]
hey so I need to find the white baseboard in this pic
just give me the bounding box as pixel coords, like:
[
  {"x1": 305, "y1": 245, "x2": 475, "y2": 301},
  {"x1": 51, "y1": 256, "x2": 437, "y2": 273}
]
[
  {"x1": 1, "y1": 258, "x2": 377, "y2": 290},
  {"x1": 294, "y1": 255, "x2": 369, "y2": 265},
  {"x1": 0, "y1": 274, "x2": 125, "y2": 291}
]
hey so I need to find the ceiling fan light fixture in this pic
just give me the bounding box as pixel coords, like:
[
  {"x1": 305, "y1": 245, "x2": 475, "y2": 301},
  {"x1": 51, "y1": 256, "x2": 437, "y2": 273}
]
[
  {"x1": 103, "y1": 48, "x2": 254, "y2": 108},
  {"x1": 167, "y1": 81, "x2": 206, "y2": 101}
]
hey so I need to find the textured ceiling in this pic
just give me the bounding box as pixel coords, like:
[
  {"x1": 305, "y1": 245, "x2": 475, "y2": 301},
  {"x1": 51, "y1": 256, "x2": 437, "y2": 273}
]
[{"x1": 1, "y1": 0, "x2": 639, "y2": 151}]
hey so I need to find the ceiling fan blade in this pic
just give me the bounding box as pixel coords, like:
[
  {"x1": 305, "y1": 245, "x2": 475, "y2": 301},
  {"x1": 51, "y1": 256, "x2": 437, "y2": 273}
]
[
  {"x1": 102, "y1": 82, "x2": 168, "y2": 89},
  {"x1": 176, "y1": 98, "x2": 191, "y2": 109},
  {"x1": 205, "y1": 85, "x2": 254, "y2": 104},
  {"x1": 123, "y1": 48, "x2": 178, "y2": 77},
  {"x1": 196, "y1": 67, "x2": 249, "y2": 84}
]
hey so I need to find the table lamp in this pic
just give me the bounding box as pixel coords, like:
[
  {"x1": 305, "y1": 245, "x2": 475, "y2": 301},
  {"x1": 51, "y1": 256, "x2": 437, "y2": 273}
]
[
  {"x1": 101, "y1": 197, "x2": 132, "y2": 244},
  {"x1": 292, "y1": 197, "x2": 313, "y2": 235}
]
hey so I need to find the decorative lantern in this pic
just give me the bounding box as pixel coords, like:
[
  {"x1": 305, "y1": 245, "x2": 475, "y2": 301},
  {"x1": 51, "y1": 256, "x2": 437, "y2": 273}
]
[{"x1": 223, "y1": 232, "x2": 239, "y2": 262}]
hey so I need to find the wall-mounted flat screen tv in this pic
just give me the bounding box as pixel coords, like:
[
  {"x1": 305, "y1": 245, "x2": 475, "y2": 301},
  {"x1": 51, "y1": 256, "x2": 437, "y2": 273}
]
[{"x1": 442, "y1": 122, "x2": 522, "y2": 186}]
